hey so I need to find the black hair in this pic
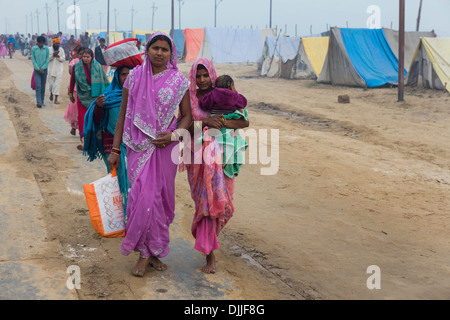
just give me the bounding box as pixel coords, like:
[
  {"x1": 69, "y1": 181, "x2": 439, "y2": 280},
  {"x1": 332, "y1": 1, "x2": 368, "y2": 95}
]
[
  {"x1": 82, "y1": 48, "x2": 94, "y2": 57},
  {"x1": 197, "y1": 64, "x2": 207, "y2": 71},
  {"x1": 215, "y1": 75, "x2": 234, "y2": 89},
  {"x1": 148, "y1": 34, "x2": 172, "y2": 53},
  {"x1": 77, "y1": 47, "x2": 85, "y2": 54},
  {"x1": 36, "y1": 36, "x2": 45, "y2": 43},
  {"x1": 100, "y1": 38, "x2": 106, "y2": 42}
]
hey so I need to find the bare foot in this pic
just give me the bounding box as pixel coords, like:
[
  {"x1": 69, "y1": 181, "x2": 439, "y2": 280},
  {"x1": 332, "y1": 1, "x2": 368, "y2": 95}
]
[
  {"x1": 132, "y1": 256, "x2": 149, "y2": 277},
  {"x1": 148, "y1": 256, "x2": 167, "y2": 271},
  {"x1": 49, "y1": 93, "x2": 53, "y2": 101},
  {"x1": 201, "y1": 252, "x2": 216, "y2": 274}
]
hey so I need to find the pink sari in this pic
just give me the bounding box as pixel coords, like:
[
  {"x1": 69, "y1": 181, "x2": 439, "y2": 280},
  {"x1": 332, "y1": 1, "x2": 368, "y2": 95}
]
[
  {"x1": 64, "y1": 58, "x2": 79, "y2": 129},
  {"x1": 120, "y1": 32, "x2": 189, "y2": 259},
  {"x1": 180, "y1": 58, "x2": 235, "y2": 255}
]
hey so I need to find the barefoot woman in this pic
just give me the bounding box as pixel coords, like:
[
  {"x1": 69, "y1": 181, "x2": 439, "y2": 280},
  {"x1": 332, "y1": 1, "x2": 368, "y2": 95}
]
[
  {"x1": 181, "y1": 58, "x2": 249, "y2": 273},
  {"x1": 108, "y1": 32, "x2": 191, "y2": 277}
]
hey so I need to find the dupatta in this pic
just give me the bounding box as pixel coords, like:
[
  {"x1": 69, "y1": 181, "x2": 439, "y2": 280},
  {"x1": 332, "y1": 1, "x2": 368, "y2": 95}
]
[{"x1": 74, "y1": 58, "x2": 110, "y2": 107}]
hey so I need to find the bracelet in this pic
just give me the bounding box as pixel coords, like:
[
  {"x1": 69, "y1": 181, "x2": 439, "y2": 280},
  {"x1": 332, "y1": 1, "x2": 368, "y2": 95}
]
[
  {"x1": 69, "y1": 93, "x2": 73, "y2": 97},
  {"x1": 171, "y1": 130, "x2": 182, "y2": 141},
  {"x1": 111, "y1": 151, "x2": 120, "y2": 156},
  {"x1": 111, "y1": 147, "x2": 121, "y2": 154}
]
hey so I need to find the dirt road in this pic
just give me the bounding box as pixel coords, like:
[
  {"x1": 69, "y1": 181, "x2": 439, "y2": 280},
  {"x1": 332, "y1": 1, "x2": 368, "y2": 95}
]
[{"x1": 1, "y1": 54, "x2": 450, "y2": 300}]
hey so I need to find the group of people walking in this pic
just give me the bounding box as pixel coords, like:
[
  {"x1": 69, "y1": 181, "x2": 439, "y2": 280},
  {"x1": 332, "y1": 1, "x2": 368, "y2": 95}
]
[
  {"x1": 24, "y1": 29, "x2": 249, "y2": 276},
  {"x1": 80, "y1": 31, "x2": 249, "y2": 276},
  {"x1": 29, "y1": 33, "x2": 109, "y2": 152}
]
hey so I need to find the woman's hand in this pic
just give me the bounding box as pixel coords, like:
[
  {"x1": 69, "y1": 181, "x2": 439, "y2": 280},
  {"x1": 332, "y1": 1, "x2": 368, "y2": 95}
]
[
  {"x1": 152, "y1": 132, "x2": 173, "y2": 149},
  {"x1": 96, "y1": 95, "x2": 106, "y2": 108},
  {"x1": 69, "y1": 94, "x2": 75, "y2": 103},
  {"x1": 203, "y1": 115, "x2": 225, "y2": 130},
  {"x1": 107, "y1": 152, "x2": 121, "y2": 171}
]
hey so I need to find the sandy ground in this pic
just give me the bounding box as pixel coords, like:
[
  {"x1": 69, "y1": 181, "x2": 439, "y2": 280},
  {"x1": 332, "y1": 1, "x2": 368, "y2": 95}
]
[{"x1": 1, "y1": 53, "x2": 450, "y2": 300}]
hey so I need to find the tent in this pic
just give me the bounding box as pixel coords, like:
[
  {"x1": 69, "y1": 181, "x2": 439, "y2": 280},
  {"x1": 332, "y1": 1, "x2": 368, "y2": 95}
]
[
  {"x1": 260, "y1": 36, "x2": 301, "y2": 78},
  {"x1": 407, "y1": 37, "x2": 450, "y2": 92},
  {"x1": 292, "y1": 36, "x2": 329, "y2": 79},
  {"x1": 181, "y1": 28, "x2": 205, "y2": 62},
  {"x1": 318, "y1": 28, "x2": 405, "y2": 87},
  {"x1": 197, "y1": 27, "x2": 272, "y2": 64},
  {"x1": 260, "y1": 35, "x2": 328, "y2": 79},
  {"x1": 383, "y1": 29, "x2": 435, "y2": 72}
]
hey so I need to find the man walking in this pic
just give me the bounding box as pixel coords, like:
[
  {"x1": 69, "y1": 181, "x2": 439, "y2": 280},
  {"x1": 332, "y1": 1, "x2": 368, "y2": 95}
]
[
  {"x1": 94, "y1": 38, "x2": 108, "y2": 73},
  {"x1": 31, "y1": 36, "x2": 49, "y2": 108},
  {"x1": 48, "y1": 37, "x2": 66, "y2": 105}
]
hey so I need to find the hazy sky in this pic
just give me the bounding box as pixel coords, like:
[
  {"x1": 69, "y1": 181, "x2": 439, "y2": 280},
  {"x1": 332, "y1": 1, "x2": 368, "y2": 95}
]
[{"x1": 2, "y1": 0, "x2": 449, "y2": 37}]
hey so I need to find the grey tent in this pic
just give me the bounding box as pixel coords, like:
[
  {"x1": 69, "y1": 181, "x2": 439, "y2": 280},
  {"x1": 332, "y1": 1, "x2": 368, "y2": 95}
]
[{"x1": 383, "y1": 28, "x2": 435, "y2": 72}]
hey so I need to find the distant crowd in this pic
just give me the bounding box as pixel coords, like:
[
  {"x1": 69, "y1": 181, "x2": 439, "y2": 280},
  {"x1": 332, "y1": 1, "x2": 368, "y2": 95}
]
[{"x1": 0, "y1": 31, "x2": 122, "y2": 60}]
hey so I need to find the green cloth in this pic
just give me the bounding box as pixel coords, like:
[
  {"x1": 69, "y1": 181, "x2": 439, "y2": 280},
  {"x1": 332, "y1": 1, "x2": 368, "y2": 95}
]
[
  {"x1": 31, "y1": 45, "x2": 49, "y2": 71},
  {"x1": 74, "y1": 59, "x2": 110, "y2": 107},
  {"x1": 218, "y1": 109, "x2": 249, "y2": 178}
]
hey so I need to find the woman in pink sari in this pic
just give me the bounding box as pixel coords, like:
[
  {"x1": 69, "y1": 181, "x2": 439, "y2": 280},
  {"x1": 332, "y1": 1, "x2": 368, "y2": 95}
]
[
  {"x1": 108, "y1": 32, "x2": 191, "y2": 277},
  {"x1": 64, "y1": 47, "x2": 82, "y2": 136},
  {"x1": 181, "y1": 58, "x2": 249, "y2": 273}
]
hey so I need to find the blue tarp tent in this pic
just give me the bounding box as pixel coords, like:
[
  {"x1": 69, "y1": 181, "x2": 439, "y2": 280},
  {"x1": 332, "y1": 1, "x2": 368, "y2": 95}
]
[
  {"x1": 197, "y1": 27, "x2": 265, "y2": 64},
  {"x1": 341, "y1": 28, "x2": 405, "y2": 87},
  {"x1": 319, "y1": 28, "x2": 407, "y2": 88}
]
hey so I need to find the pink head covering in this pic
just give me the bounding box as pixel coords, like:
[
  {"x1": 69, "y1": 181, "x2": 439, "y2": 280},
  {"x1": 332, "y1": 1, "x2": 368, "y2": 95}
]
[
  {"x1": 188, "y1": 57, "x2": 218, "y2": 121},
  {"x1": 123, "y1": 31, "x2": 183, "y2": 153}
]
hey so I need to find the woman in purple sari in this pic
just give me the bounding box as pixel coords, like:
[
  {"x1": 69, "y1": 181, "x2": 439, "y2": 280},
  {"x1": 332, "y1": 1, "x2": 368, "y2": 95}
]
[{"x1": 108, "y1": 32, "x2": 191, "y2": 277}]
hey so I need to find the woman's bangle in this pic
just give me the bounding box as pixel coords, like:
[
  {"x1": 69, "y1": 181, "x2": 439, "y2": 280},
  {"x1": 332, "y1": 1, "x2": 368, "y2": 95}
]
[
  {"x1": 171, "y1": 130, "x2": 182, "y2": 141},
  {"x1": 111, "y1": 151, "x2": 120, "y2": 156},
  {"x1": 111, "y1": 147, "x2": 121, "y2": 154},
  {"x1": 69, "y1": 93, "x2": 73, "y2": 97}
]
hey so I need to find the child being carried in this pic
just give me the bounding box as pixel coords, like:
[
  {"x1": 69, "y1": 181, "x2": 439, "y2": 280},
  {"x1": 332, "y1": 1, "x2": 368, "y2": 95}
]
[
  {"x1": 198, "y1": 75, "x2": 249, "y2": 178},
  {"x1": 199, "y1": 75, "x2": 247, "y2": 114}
]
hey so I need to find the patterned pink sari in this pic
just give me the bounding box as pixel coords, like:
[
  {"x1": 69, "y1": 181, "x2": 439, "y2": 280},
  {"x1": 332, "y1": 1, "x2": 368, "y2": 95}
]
[
  {"x1": 180, "y1": 58, "x2": 235, "y2": 255},
  {"x1": 120, "y1": 32, "x2": 189, "y2": 258}
]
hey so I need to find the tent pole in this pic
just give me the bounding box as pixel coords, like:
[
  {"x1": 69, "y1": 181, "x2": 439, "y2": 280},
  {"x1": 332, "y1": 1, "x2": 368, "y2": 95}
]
[
  {"x1": 398, "y1": 0, "x2": 405, "y2": 102},
  {"x1": 416, "y1": 0, "x2": 423, "y2": 31}
]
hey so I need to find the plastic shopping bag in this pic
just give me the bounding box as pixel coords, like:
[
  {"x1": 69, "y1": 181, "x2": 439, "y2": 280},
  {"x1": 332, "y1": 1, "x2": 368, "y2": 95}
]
[{"x1": 83, "y1": 168, "x2": 126, "y2": 238}]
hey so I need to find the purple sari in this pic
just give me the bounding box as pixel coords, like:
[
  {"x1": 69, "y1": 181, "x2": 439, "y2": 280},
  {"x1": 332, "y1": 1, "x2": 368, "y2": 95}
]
[{"x1": 120, "y1": 32, "x2": 189, "y2": 258}]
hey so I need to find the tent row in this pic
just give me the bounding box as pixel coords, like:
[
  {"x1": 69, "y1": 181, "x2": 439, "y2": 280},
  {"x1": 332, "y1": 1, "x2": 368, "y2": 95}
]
[
  {"x1": 88, "y1": 27, "x2": 449, "y2": 93},
  {"x1": 259, "y1": 27, "x2": 449, "y2": 93},
  {"x1": 260, "y1": 28, "x2": 436, "y2": 84}
]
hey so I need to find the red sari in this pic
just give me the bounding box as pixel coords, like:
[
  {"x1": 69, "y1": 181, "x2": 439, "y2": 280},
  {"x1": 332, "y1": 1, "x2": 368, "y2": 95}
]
[{"x1": 69, "y1": 62, "x2": 91, "y2": 138}]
